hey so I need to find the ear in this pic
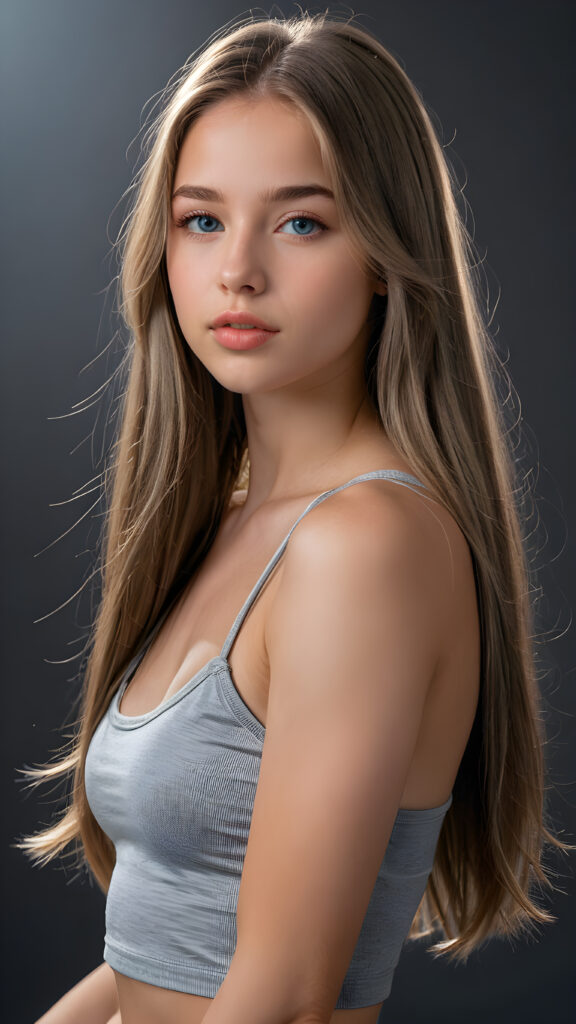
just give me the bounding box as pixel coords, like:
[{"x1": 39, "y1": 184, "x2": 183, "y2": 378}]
[{"x1": 374, "y1": 276, "x2": 388, "y2": 296}]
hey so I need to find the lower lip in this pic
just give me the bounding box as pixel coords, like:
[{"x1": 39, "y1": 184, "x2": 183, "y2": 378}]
[{"x1": 212, "y1": 326, "x2": 277, "y2": 350}]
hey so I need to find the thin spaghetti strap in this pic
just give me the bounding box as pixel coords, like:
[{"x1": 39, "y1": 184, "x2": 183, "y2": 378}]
[{"x1": 220, "y1": 469, "x2": 427, "y2": 661}]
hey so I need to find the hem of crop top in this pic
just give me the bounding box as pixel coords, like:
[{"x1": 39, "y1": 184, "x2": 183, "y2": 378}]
[{"x1": 103, "y1": 935, "x2": 397, "y2": 1007}]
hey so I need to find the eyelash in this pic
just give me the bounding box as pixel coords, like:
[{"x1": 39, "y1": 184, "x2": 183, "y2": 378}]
[{"x1": 173, "y1": 209, "x2": 327, "y2": 242}]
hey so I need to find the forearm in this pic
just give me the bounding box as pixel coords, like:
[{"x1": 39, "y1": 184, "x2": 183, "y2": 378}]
[{"x1": 35, "y1": 961, "x2": 119, "y2": 1024}]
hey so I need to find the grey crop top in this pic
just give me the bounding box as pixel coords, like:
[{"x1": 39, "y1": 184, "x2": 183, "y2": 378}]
[{"x1": 85, "y1": 470, "x2": 453, "y2": 1009}]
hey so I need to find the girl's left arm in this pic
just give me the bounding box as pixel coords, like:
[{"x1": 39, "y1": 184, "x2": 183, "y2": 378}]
[{"x1": 201, "y1": 491, "x2": 443, "y2": 1024}]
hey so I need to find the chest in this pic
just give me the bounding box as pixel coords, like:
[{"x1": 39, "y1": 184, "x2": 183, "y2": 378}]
[{"x1": 118, "y1": 503, "x2": 286, "y2": 728}]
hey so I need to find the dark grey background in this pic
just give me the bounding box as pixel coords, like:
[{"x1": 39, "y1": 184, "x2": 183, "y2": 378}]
[{"x1": 2, "y1": 1, "x2": 574, "y2": 1021}]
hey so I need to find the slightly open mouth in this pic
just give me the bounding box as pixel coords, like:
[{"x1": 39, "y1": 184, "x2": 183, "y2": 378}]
[{"x1": 216, "y1": 323, "x2": 274, "y2": 330}]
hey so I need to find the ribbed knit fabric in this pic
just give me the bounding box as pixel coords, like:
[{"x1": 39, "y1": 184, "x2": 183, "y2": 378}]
[{"x1": 85, "y1": 470, "x2": 452, "y2": 1008}]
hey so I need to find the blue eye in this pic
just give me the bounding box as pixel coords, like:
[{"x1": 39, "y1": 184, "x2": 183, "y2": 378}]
[
  {"x1": 184, "y1": 214, "x2": 223, "y2": 233},
  {"x1": 175, "y1": 211, "x2": 325, "y2": 239},
  {"x1": 279, "y1": 217, "x2": 322, "y2": 236}
]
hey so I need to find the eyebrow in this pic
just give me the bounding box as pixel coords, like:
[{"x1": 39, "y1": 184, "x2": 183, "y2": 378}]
[{"x1": 171, "y1": 184, "x2": 335, "y2": 203}]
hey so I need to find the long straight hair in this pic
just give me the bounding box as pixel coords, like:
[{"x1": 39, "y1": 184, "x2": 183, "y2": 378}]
[{"x1": 16, "y1": 11, "x2": 568, "y2": 960}]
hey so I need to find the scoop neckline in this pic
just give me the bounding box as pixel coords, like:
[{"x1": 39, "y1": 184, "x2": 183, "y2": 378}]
[{"x1": 110, "y1": 654, "x2": 228, "y2": 729}]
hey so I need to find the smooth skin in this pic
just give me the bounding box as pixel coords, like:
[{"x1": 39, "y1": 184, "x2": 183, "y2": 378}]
[{"x1": 38, "y1": 95, "x2": 480, "y2": 1024}]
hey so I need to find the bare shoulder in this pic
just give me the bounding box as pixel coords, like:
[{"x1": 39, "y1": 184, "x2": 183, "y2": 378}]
[
  {"x1": 282, "y1": 476, "x2": 472, "y2": 597},
  {"x1": 264, "y1": 475, "x2": 477, "y2": 691}
]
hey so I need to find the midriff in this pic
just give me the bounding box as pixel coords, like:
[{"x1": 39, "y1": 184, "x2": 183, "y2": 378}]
[{"x1": 113, "y1": 970, "x2": 384, "y2": 1024}]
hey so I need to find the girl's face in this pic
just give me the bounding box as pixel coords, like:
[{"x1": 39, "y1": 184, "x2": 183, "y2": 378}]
[{"x1": 166, "y1": 94, "x2": 383, "y2": 395}]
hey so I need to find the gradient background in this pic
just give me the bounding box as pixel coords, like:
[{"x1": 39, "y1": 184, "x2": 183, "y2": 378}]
[{"x1": 2, "y1": 1, "x2": 574, "y2": 1021}]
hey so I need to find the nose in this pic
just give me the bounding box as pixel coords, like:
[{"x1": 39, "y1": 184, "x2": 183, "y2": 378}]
[{"x1": 218, "y1": 229, "x2": 267, "y2": 295}]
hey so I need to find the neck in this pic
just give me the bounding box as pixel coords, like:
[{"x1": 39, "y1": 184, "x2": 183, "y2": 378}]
[{"x1": 238, "y1": 387, "x2": 389, "y2": 513}]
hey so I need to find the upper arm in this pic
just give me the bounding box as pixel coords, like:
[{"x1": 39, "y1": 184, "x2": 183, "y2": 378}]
[{"x1": 230, "y1": 488, "x2": 447, "y2": 1022}]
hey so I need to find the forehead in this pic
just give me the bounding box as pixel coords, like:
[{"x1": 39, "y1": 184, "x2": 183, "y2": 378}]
[{"x1": 173, "y1": 95, "x2": 329, "y2": 188}]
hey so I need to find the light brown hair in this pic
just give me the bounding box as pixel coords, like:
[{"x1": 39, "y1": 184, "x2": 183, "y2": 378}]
[{"x1": 16, "y1": 11, "x2": 569, "y2": 960}]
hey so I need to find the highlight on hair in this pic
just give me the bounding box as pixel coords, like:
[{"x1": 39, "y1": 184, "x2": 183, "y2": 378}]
[{"x1": 14, "y1": 9, "x2": 570, "y2": 961}]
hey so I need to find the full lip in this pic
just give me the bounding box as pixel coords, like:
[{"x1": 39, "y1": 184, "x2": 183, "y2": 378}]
[{"x1": 211, "y1": 310, "x2": 279, "y2": 332}]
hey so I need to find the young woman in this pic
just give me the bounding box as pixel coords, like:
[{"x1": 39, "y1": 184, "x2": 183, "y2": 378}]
[{"x1": 19, "y1": 11, "x2": 567, "y2": 1024}]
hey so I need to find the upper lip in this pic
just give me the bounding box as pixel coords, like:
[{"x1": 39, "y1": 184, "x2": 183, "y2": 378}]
[{"x1": 211, "y1": 311, "x2": 278, "y2": 331}]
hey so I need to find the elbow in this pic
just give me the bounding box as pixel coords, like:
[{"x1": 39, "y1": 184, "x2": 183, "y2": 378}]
[{"x1": 209, "y1": 950, "x2": 332, "y2": 1024}]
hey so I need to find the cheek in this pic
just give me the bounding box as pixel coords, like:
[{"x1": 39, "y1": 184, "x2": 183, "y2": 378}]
[
  {"x1": 166, "y1": 236, "x2": 208, "y2": 287},
  {"x1": 299, "y1": 255, "x2": 372, "y2": 328},
  {"x1": 165, "y1": 248, "x2": 207, "y2": 347}
]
